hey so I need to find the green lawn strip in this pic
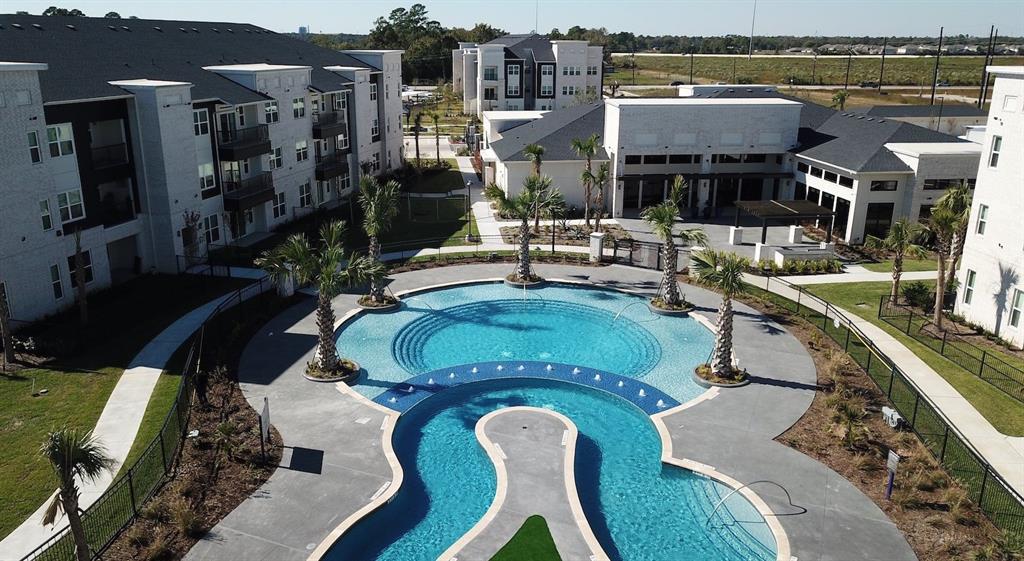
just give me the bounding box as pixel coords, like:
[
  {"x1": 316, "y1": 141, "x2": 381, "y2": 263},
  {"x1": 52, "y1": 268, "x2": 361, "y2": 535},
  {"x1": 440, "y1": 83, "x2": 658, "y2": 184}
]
[
  {"x1": 859, "y1": 259, "x2": 938, "y2": 273},
  {"x1": 409, "y1": 168, "x2": 468, "y2": 194},
  {"x1": 803, "y1": 281, "x2": 1024, "y2": 436},
  {"x1": 0, "y1": 274, "x2": 250, "y2": 539},
  {"x1": 489, "y1": 515, "x2": 563, "y2": 561},
  {"x1": 380, "y1": 199, "x2": 477, "y2": 249}
]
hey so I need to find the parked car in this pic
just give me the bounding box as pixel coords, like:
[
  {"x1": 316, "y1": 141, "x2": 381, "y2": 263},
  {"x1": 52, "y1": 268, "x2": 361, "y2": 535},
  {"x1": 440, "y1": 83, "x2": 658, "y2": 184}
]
[
  {"x1": 859, "y1": 80, "x2": 879, "y2": 88},
  {"x1": 670, "y1": 81, "x2": 685, "y2": 86},
  {"x1": 936, "y1": 80, "x2": 951, "y2": 87}
]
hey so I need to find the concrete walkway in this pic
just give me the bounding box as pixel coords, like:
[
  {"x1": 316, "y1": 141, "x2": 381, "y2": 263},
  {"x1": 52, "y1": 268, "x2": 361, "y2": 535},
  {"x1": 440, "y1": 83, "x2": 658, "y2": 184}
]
[
  {"x1": 747, "y1": 273, "x2": 1024, "y2": 496},
  {"x1": 0, "y1": 277, "x2": 270, "y2": 561},
  {"x1": 187, "y1": 264, "x2": 914, "y2": 561}
]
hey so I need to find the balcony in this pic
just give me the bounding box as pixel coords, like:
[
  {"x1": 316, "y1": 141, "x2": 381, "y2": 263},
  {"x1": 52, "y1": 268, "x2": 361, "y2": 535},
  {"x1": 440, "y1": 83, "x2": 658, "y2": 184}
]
[
  {"x1": 91, "y1": 142, "x2": 132, "y2": 182},
  {"x1": 217, "y1": 125, "x2": 271, "y2": 161},
  {"x1": 222, "y1": 172, "x2": 275, "y2": 212},
  {"x1": 315, "y1": 152, "x2": 350, "y2": 182},
  {"x1": 312, "y1": 111, "x2": 348, "y2": 139}
]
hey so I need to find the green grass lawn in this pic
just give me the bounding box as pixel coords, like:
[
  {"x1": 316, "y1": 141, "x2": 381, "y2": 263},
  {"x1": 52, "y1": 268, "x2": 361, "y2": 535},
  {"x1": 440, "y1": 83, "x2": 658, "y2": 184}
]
[
  {"x1": 860, "y1": 259, "x2": 938, "y2": 273},
  {"x1": 0, "y1": 274, "x2": 249, "y2": 539},
  {"x1": 803, "y1": 281, "x2": 1024, "y2": 435},
  {"x1": 490, "y1": 515, "x2": 562, "y2": 561},
  {"x1": 409, "y1": 167, "x2": 468, "y2": 194}
]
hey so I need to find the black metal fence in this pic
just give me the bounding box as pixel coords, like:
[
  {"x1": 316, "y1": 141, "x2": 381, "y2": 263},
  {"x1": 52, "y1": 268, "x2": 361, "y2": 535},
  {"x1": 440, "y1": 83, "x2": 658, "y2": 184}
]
[
  {"x1": 19, "y1": 276, "x2": 273, "y2": 561},
  {"x1": 610, "y1": 238, "x2": 688, "y2": 272},
  {"x1": 750, "y1": 275, "x2": 1024, "y2": 535},
  {"x1": 878, "y1": 297, "x2": 1024, "y2": 404}
]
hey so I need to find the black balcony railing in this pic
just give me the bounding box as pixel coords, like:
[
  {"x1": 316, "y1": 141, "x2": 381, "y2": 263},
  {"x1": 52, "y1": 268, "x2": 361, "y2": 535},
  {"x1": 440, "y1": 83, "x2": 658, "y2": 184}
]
[
  {"x1": 91, "y1": 143, "x2": 129, "y2": 169},
  {"x1": 223, "y1": 172, "x2": 275, "y2": 211},
  {"x1": 315, "y1": 152, "x2": 350, "y2": 181},
  {"x1": 217, "y1": 125, "x2": 271, "y2": 161},
  {"x1": 312, "y1": 111, "x2": 347, "y2": 139}
]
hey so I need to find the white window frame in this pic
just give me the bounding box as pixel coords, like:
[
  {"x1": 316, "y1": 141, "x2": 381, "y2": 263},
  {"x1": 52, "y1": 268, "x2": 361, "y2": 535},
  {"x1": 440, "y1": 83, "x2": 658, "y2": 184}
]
[
  {"x1": 334, "y1": 94, "x2": 347, "y2": 112},
  {"x1": 372, "y1": 152, "x2": 381, "y2": 172},
  {"x1": 40, "y1": 199, "x2": 53, "y2": 231},
  {"x1": 50, "y1": 264, "x2": 64, "y2": 300},
  {"x1": 340, "y1": 173, "x2": 351, "y2": 192},
  {"x1": 292, "y1": 97, "x2": 306, "y2": 119},
  {"x1": 540, "y1": 84, "x2": 553, "y2": 96},
  {"x1": 193, "y1": 109, "x2": 210, "y2": 136},
  {"x1": 483, "y1": 66, "x2": 498, "y2": 81},
  {"x1": 236, "y1": 106, "x2": 246, "y2": 127},
  {"x1": 989, "y1": 136, "x2": 1001, "y2": 167},
  {"x1": 203, "y1": 214, "x2": 221, "y2": 244},
  {"x1": 272, "y1": 191, "x2": 286, "y2": 218},
  {"x1": 371, "y1": 118, "x2": 380, "y2": 138},
  {"x1": 299, "y1": 181, "x2": 313, "y2": 207},
  {"x1": 295, "y1": 140, "x2": 309, "y2": 162},
  {"x1": 269, "y1": 147, "x2": 283, "y2": 170},
  {"x1": 1011, "y1": 289, "x2": 1024, "y2": 328},
  {"x1": 57, "y1": 189, "x2": 85, "y2": 223},
  {"x1": 264, "y1": 101, "x2": 280, "y2": 124},
  {"x1": 964, "y1": 269, "x2": 977, "y2": 304},
  {"x1": 541, "y1": 66, "x2": 553, "y2": 77},
  {"x1": 198, "y1": 162, "x2": 216, "y2": 192},
  {"x1": 47, "y1": 124, "x2": 75, "y2": 157},
  {"x1": 67, "y1": 250, "x2": 93, "y2": 287},
  {"x1": 28, "y1": 131, "x2": 41, "y2": 163},
  {"x1": 587, "y1": 65, "x2": 598, "y2": 76},
  {"x1": 369, "y1": 83, "x2": 378, "y2": 101},
  {"x1": 976, "y1": 204, "x2": 988, "y2": 235},
  {"x1": 336, "y1": 132, "x2": 349, "y2": 150}
]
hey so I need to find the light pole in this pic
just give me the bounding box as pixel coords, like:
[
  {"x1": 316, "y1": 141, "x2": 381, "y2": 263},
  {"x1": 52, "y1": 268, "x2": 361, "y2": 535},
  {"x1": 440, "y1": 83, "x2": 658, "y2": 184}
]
[{"x1": 465, "y1": 180, "x2": 475, "y2": 242}]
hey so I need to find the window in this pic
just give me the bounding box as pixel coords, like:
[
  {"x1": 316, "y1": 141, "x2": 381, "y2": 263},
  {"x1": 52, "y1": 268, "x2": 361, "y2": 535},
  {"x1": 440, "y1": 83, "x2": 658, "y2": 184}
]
[
  {"x1": 976, "y1": 204, "x2": 988, "y2": 235},
  {"x1": 740, "y1": 153, "x2": 765, "y2": 163},
  {"x1": 336, "y1": 132, "x2": 349, "y2": 150},
  {"x1": 823, "y1": 171, "x2": 838, "y2": 183},
  {"x1": 47, "y1": 124, "x2": 74, "y2": 157},
  {"x1": 963, "y1": 270, "x2": 976, "y2": 304},
  {"x1": 334, "y1": 94, "x2": 347, "y2": 112},
  {"x1": 269, "y1": 147, "x2": 283, "y2": 170},
  {"x1": 624, "y1": 155, "x2": 642, "y2": 165},
  {"x1": 50, "y1": 264, "x2": 63, "y2": 300},
  {"x1": 193, "y1": 110, "x2": 210, "y2": 136},
  {"x1": 669, "y1": 154, "x2": 694, "y2": 164},
  {"x1": 39, "y1": 200, "x2": 53, "y2": 231},
  {"x1": 507, "y1": 77, "x2": 520, "y2": 97},
  {"x1": 292, "y1": 97, "x2": 306, "y2": 119},
  {"x1": 57, "y1": 190, "x2": 85, "y2": 223},
  {"x1": 918, "y1": 204, "x2": 933, "y2": 222},
  {"x1": 989, "y1": 136, "x2": 1002, "y2": 167},
  {"x1": 67, "y1": 250, "x2": 93, "y2": 287},
  {"x1": 1011, "y1": 290, "x2": 1023, "y2": 328},
  {"x1": 809, "y1": 166, "x2": 823, "y2": 178},
  {"x1": 203, "y1": 214, "x2": 220, "y2": 244},
  {"x1": 236, "y1": 106, "x2": 246, "y2": 127},
  {"x1": 796, "y1": 162, "x2": 809, "y2": 173},
  {"x1": 385, "y1": 83, "x2": 389, "y2": 99},
  {"x1": 794, "y1": 181, "x2": 807, "y2": 200},
  {"x1": 483, "y1": 66, "x2": 498, "y2": 81},
  {"x1": 272, "y1": 192, "x2": 286, "y2": 218},
  {"x1": 838, "y1": 175, "x2": 854, "y2": 188},
  {"x1": 807, "y1": 186, "x2": 820, "y2": 202},
  {"x1": 369, "y1": 83, "x2": 378, "y2": 101},
  {"x1": 713, "y1": 154, "x2": 741, "y2": 164},
  {"x1": 371, "y1": 118, "x2": 380, "y2": 138},
  {"x1": 562, "y1": 66, "x2": 581, "y2": 76},
  {"x1": 340, "y1": 173, "x2": 351, "y2": 191},
  {"x1": 864, "y1": 202, "x2": 895, "y2": 239},
  {"x1": 483, "y1": 87, "x2": 497, "y2": 101},
  {"x1": 561, "y1": 85, "x2": 578, "y2": 96},
  {"x1": 295, "y1": 140, "x2": 309, "y2": 162},
  {"x1": 541, "y1": 65, "x2": 553, "y2": 77},
  {"x1": 198, "y1": 162, "x2": 215, "y2": 192},
  {"x1": 372, "y1": 152, "x2": 381, "y2": 172},
  {"x1": 540, "y1": 84, "x2": 553, "y2": 96},
  {"x1": 587, "y1": 65, "x2": 598, "y2": 75},
  {"x1": 299, "y1": 181, "x2": 312, "y2": 207},
  {"x1": 870, "y1": 180, "x2": 898, "y2": 191},
  {"x1": 643, "y1": 155, "x2": 667, "y2": 164},
  {"x1": 28, "y1": 131, "x2": 41, "y2": 163},
  {"x1": 264, "y1": 101, "x2": 279, "y2": 123}
]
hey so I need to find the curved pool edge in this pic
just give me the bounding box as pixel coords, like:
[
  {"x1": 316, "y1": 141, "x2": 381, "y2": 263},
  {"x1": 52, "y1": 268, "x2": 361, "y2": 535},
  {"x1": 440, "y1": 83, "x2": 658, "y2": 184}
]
[
  {"x1": 305, "y1": 382, "x2": 404, "y2": 561},
  {"x1": 437, "y1": 406, "x2": 610, "y2": 561},
  {"x1": 651, "y1": 408, "x2": 792, "y2": 561}
]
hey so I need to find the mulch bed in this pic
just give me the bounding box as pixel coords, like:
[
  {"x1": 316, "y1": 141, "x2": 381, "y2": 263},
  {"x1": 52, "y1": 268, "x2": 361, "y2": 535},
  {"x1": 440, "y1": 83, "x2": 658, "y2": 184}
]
[
  {"x1": 498, "y1": 224, "x2": 630, "y2": 247},
  {"x1": 731, "y1": 287, "x2": 1005, "y2": 560}
]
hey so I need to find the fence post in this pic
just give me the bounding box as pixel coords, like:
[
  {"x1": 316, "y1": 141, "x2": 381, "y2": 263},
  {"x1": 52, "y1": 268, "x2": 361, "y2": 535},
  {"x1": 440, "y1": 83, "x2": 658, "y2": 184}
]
[
  {"x1": 906, "y1": 308, "x2": 914, "y2": 334},
  {"x1": 823, "y1": 303, "x2": 830, "y2": 331},
  {"x1": 844, "y1": 326, "x2": 852, "y2": 351},
  {"x1": 979, "y1": 350, "x2": 987, "y2": 378},
  {"x1": 795, "y1": 286, "x2": 802, "y2": 314},
  {"x1": 940, "y1": 329, "x2": 948, "y2": 355},
  {"x1": 158, "y1": 432, "x2": 169, "y2": 473},
  {"x1": 939, "y1": 427, "x2": 950, "y2": 462},
  {"x1": 979, "y1": 469, "x2": 989, "y2": 505},
  {"x1": 910, "y1": 393, "x2": 920, "y2": 427},
  {"x1": 127, "y1": 470, "x2": 138, "y2": 516},
  {"x1": 887, "y1": 365, "x2": 896, "y2": 398}
]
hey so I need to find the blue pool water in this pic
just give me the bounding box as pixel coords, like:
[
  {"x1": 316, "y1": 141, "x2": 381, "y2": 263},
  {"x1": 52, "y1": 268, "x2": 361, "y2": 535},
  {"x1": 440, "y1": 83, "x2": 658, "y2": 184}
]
[
  {"x1": 325, "y1": 378, "x2": 776, "y2": 561},
  {"x1": 336, "y1": 282, "x2": 715, "y2": 402}
]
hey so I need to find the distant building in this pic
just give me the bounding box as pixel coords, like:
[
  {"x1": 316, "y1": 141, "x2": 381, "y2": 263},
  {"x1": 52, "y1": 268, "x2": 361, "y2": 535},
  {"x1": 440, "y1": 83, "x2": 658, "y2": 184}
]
[
  {"x1": 298, "y1": 26, "x2": 308, "y2": 36},
  {"x1": 955, "y1": 66, "x2": 1024, "y2": 349},
  {"x1": 851, "y1": 104, "x2": 988, "y2": 137},
  {"x1": 452, "y1": 34, "x2": 603, "y2": 116}
]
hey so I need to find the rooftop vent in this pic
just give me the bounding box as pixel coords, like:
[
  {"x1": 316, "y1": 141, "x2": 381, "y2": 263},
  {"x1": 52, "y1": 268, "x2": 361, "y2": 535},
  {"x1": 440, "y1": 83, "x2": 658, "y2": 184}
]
[
  {"x1": 191, "y1": 27, "x2": 199, "y2": 32},
  {"x1": 227, "y1": 28, "x2": 234, "y2": 33},
  {"x1": 866, "y1": 117, "x2": 874, "y2": 121},
  {"x1": 12, "y1": 23, "x2": 23, "y2": 29},
  {"x1": 878, "y1": 119, "x2": 886, "y2": 123},
  {"x1": 32, "y1": 23, "x2": 42, "y2": 30},
  {"x1": 153, "y1": 26, "x2": 162, "y2": 32},
  {"x1": 212, "y1": 28, "x2": 219, "y2": 32},
  {"x1": 121, "y1": 26, "x2": 130, "y2": 31},
  {"x1": 746, "y1": 88, "x2": 753, "y2": 92},
  {"x1": 107, "y1": 25, "x2": 117, "y2": 31},
  {"x1": 179, "y1": 27, "x2": 187, "y2": 32},
  {"x1": 65, "y1": 24, "x2": 76, "y2": 30},
  {"x1": 857, "y1": 115, "x2": 865, "y2": 119}
]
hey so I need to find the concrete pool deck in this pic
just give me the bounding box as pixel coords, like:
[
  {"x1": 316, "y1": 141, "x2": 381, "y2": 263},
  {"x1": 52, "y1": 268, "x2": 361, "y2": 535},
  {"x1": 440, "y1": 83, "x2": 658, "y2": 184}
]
[{"x1": 185, "y1": 263, "x2": 916, "y2": 561}]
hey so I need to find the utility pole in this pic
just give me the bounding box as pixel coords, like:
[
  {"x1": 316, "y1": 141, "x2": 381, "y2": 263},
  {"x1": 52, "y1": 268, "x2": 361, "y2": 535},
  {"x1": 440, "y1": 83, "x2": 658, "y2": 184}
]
[
  {"x1": 689, "y1": 51, "x2": 694, "y2": 85},
  {"x1": 811, "y1": 51, "x2": 818, "y2": 84},
  {"x1": 978, "y1": 25, "x2": 995, "y2": 107},
  {"x1": 748, "y1": 0, "x2": 757, "y2": 60},
  {"x1": 935, "y1": 96, "x2": 945, "y2": 131},
  {"x1": 631, "y1": 42, "x2": 636, "y2": 86},
  {"x1": 930, "y1": 26, "x2": 944, "y2": 105},
  {"x1": 732, "y1": 57, "x2": 737, "y2": 82},
  {"x1": 878, "y1": 37, "x2": 887, "y2": 91},
  {"x1": 843, "y1": 51, "x2": 852, "y2": 90}
]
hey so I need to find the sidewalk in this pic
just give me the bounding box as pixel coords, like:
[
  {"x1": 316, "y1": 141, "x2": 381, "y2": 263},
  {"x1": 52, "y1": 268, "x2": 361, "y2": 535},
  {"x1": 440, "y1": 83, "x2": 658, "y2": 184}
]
[
  {"x1": 0, "y1": 277, "x2": 270, "y2": 561},
  {"x1": 745, "y1": 273, "x2": 1024, "y2": 496}
]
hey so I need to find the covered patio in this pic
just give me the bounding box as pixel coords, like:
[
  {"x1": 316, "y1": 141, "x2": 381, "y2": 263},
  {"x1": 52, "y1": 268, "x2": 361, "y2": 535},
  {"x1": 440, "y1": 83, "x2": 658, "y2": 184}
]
[{"x1": 734, "y1": 199, "x2": 836, "y2": 244}]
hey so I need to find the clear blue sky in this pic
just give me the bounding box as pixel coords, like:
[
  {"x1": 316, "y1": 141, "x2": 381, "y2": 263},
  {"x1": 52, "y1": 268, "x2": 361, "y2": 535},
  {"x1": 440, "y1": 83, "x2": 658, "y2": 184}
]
[{"x1": 5, "y1": 0, "x2": 1022, "y2": 37}]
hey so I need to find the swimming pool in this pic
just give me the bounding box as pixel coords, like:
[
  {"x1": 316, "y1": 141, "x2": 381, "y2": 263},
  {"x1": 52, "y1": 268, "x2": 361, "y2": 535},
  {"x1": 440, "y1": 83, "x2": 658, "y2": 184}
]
[
  {"x1": 336, "y1": 282, "x2": 715, "y2": 402},
  {"x1": 324, "y1": 377, "x2": 776, "y2": 561}
]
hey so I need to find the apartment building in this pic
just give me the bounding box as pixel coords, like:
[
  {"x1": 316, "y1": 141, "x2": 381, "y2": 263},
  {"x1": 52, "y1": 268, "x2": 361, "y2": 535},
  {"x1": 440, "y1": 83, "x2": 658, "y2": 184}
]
[
  {"x1": 453, "y1": 34, "x2": 603, "y2": 116},
  {"x1": 955, "y1": 67, "x2": 1024, "y2": 349},
  {"x1": 0, "y1": 15, "x2": 403, "y2": 324},
  {"x1": 481, "y1": 85, "x2": 979, "y2": 244}
]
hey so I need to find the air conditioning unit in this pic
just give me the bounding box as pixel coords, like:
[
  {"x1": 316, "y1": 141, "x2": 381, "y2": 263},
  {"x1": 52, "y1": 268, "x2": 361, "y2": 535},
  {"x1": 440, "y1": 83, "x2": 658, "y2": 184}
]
[{"x1": 882, "y1": 406, "x2": 905, "y2": 430}]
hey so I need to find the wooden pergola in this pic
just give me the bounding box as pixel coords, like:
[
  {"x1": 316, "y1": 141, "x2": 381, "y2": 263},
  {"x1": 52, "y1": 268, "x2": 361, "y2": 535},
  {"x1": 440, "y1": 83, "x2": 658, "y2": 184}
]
[{"x1": 734, "y1": 200, "x2": 836, "y2": 244}]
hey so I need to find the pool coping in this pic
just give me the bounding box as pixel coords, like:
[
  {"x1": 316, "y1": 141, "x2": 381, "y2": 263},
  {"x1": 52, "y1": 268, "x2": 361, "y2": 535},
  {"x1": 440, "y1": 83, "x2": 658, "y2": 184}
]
[{"x1": 437, "y1": 406, "x2": 609, "y2": 561}]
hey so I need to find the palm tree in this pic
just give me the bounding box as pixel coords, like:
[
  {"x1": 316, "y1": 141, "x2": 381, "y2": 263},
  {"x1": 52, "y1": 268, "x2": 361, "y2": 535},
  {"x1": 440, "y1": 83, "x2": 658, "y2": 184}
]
[
  {"x1": 429, "y1": 112, "x2": 442, "y2": 165},
  {"x1": 690, "y1": 249, "x2": 750, "y2": 378},
  {"x1": 935, "y1": 182, "x2": 972, "y2": 293},
  {"x1": 524, "y1": 144, "x2": 546, "y2": 232},
  {"x1": 41, "y1": 427, "x2": 114, "y2": 561},
  {"x1": 642, "y1": 177, "x2": 707, "y2": 308},
  {"x1": 570, "y1": 133, "x2": 601, "y2": 229},
  {"x1": 412, "y1": 112, "x2": 424, "y2": 168},
  {"x1": 484, "y1": 176, "x2": 560, "y2": 282},
  {"x1": 588, "y1": 162, "x2": 610, "y2": 232},
  {"x1": 831, "y1": 90, "x2": 850, "y2": 110},
  {"x1": 256, "y1": 221, "x2": 383, "y2": 374},
  {"x1": 927, "y1": 206, "x2": 959, "y2": 330},
  {"x1": 864, "y1": 218, "x2": 928, "y2": 304},
  {"x1": 359, "y1": 176, "x2": 401, "y2": 305}
]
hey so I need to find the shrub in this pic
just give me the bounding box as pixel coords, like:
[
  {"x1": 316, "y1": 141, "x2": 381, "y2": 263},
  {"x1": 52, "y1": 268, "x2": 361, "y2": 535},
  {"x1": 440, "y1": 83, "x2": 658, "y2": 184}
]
[
  {"x1": 901, "y1": 281, "x2": 933, "y2": 311},
  {"x1": 169, "y1": 496, "x2": 202, "y2": 537},
  {"x1": 140, "y1": 497, "x2": 168, "y2": 522},
  {"x1": 126, "y1": 524, "x2": 151, "y2": 548},
  {"x1": 143, "y1": 534, "x2": 173, "y2": 561}
]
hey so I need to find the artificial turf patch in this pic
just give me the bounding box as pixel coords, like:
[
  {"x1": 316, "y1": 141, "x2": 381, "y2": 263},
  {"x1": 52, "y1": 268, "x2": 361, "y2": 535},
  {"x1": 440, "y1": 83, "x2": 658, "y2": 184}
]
[{"x1": 489, "y1": 515, "x2": 563, "y2": 561}]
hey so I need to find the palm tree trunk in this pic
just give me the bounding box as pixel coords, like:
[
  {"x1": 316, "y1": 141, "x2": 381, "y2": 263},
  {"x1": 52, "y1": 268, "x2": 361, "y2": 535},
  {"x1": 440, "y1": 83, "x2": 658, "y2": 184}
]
[
  {"x1": 517, "y1": 218, "x2": 531, "y2": 281},
  {"x1": 934, "y1": 250, "x2": 947, "y2": 330},
  {"x1": 435, "y1": 133, "x2": 441, "y2": 165},
  {"x1": 533, "y1": 205, "x2": 540, "y2": 233},
  {"x1": 711, "y1": 297, "x2": 734, "y2": 376},
  {"x1": 946, "y1": 226, "x2": 966, "y2": 293},
  {"x1": 316, "y1": 291, "x2": 339, "y2": 371},
  {"x1": 594, "y1": 190, "x2": 604, "y2": 233},
  {"x1": 368, "y1": 236, "x2": 385, "y2": 303},
  {"x1": 662, "y1": 244, "x2": 680, "y2": 306},
  {"x1": 414, "y1": 131, "x2": 420, "y2": 168},
  {"x1": 62, "y1": 492, "x2": 90, "y2": 561},
  {"x1": 0, "y1": 282, "x2": 14, "y2": 364},
  {"x1": 890, "y1": 253, "x2": 903, "y2": 304}
]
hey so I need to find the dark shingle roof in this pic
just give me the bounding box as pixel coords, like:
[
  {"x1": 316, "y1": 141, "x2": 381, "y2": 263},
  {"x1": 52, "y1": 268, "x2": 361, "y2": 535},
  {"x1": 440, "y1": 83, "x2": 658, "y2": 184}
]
[
  {"x1": 484, "y1": 34, "x2": 555, "y2": 61},
  {"x1": 0, "y1": 14, "x2": 371, "y2": 104},
  {"x1": 855, "y1": 104, "x2": 987, "y2": 118},
  {"x1": 491, "y1": 103, "x2": 606, "y2": 162}
]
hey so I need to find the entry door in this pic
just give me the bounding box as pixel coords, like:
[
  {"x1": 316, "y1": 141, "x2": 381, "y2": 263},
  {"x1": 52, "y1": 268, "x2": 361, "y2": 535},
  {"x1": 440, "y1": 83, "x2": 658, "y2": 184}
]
[
  {"x1": 834, "y1": 198, "x2": 851, "y2": 239},
  {"x1": 623, "y1": 180, "x2": 641, "y2": 210},
  {"x1": 218, "y1": 112, "x2": 236, "y2": 141}
]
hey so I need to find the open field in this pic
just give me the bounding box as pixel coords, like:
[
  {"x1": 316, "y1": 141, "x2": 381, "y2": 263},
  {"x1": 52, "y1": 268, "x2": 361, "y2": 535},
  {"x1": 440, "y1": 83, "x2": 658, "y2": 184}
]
[{"x1": 608, "y1": 54, "x2": 1024, "y2": 89}]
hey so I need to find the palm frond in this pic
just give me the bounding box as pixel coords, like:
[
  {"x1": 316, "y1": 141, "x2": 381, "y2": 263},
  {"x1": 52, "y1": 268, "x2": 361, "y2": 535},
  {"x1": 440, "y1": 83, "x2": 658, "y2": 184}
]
[
  {"x1": 691, "y1": 249, "x2": 749, "y2": 297},
  {"x1": 40, "y1": 427, "x2": 114, "y2": 489}
]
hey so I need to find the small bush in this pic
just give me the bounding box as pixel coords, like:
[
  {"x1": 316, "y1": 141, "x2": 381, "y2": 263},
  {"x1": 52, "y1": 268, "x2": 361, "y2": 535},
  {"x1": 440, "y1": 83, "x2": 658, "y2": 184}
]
[
  {"x1": 140, "y1": 498, "x2": 167, "y2": 522},
  {"x1": 143, "y1": 533, "x2": 173, "y2": 561},
  {"x1": 169, "y1": 497, "x2": 202, "y2": 537},
  {"x1": 901, "y1": 281, "x2": 933, "y2": 311},
  {"x1": 125, "y1": 524, "x2": 151, "y2": 548}
]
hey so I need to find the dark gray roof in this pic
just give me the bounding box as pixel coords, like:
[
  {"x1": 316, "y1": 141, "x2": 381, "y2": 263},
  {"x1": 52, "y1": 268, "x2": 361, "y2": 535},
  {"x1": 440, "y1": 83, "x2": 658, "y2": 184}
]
[
  {"x1": 491, "y1": 102, "x2": 607, "y2": 162},
  {"x1": 484, "y1": 34, "x2": 555, "y2": 62},
  {"x1": 0, "y1": 14, "x2": 370, "y2": 104},
  {"x1": 855, "y1": 104, "x2": 988, "y2": 118}
]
